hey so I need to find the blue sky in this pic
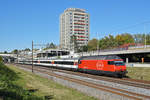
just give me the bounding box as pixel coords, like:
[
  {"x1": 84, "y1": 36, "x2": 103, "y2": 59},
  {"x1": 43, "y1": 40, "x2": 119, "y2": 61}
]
[{"x1": 0, "y1": 0, "x2": 150, "y2": 52}]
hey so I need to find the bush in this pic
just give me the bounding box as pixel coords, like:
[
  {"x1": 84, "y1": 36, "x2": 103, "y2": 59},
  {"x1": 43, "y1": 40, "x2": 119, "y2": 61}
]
[
  {"x1": 0, "y1": 63, "x2": 18, "y2": 88},
  {"x1": 0, "y1": 56, "x2": 3, "y2": 63}
]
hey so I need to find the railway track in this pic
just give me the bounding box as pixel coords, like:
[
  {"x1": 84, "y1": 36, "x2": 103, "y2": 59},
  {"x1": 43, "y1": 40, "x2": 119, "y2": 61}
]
[
  {"x1": 12, "y1": 64, "x2": 150, "y2": 100},
  {"x1": 23, "y1": 64, "x2": 150, "y2": 90}
]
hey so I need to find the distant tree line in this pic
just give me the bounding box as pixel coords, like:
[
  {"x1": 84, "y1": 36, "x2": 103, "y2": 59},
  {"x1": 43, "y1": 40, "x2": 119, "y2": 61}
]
[
  {"x1": 4, "y1": 42, "x2": 57, "y2": 54},
  {"x1": 11, "y1": 48, "x2": 31, "y2": 54},
  {"x1": 78, "y1": 33, "x2": 150, "y2": 52}
]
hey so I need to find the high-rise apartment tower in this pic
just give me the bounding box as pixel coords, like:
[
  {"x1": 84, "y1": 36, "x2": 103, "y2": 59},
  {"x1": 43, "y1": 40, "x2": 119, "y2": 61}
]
[{"x1": 60, "y1": 8, "x2": 90, "y2": 51}]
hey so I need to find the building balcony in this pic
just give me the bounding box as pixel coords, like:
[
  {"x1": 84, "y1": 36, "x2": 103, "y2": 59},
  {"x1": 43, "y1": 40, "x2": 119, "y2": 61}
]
[
  {"x1": 77, "y1": 35, "x2": 86, "y2": 38},
  {"x1": 74, "y1": 23, "x2": 86, "y2": 25},
  {"x1": 74, "y1": 13, "x2": 85, "y2": 16},
  {"x1": 77, "y1": 39, "x2": 86, "y2": 41},
  {"x1": 74, "y1": 29, "x2": 85, "y2": 31}
]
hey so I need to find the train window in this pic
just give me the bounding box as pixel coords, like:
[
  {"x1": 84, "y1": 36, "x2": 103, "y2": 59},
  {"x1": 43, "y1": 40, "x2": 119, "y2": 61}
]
[
  {"x1": 108, "y1": 61, "x2": 114, "y2": 65},
  {"x1": 40, "y1": 61, "x2": 51, "y2": 64},
  {"x1": 34, "y1": 61, "x2": 38, "y2": 63},
  {"x1": 80, "y1": 55, "x2": 121, "y2": 60},
  {"x1": 54, "y1": 61, "x2": 74, "y2": 65},
  {"x1": 65, "y1": 61, "x2": 74, "y2": 65}
]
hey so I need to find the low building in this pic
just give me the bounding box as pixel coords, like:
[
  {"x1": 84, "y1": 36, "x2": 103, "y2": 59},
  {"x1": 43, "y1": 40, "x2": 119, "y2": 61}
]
[{"x1": 36, "y1": 49, "x2": 70, "y2": 58}]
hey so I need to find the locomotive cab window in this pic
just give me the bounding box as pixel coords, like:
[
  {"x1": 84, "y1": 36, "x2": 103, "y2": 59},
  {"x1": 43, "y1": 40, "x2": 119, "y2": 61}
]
[
  {"x1": 114, "y1": 61, "x2": 125, "y2": 66},
  {"x1": 108, "y1": 61, "x2": 114, "y2": 65}
]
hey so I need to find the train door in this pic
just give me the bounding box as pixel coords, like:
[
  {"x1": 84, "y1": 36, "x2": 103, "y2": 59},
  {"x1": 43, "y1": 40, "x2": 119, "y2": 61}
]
[{"x1": 107, "y1": 60, "x2": 115, "y2": 72}]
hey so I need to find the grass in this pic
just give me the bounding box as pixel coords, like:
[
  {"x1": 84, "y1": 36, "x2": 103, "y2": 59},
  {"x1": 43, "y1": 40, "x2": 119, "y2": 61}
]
[
  {"x1": 0, "y1": 62, "x2": 44, "y2": 100},
  {"x1": 127, "y1": 67, "x2": 150, "y2": 81},
  {"x1": 7, "y1": 64, "x2": 98, "y2": 100}
]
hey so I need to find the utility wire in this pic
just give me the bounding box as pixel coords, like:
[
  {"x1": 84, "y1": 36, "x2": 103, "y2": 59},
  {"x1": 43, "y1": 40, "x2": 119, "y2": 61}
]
[{"x1": 110, "y1": 21, "x2": 150, "y2": 33}]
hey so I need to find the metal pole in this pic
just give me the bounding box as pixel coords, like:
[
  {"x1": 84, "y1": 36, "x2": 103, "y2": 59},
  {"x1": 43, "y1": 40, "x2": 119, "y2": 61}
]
[
  {"x1": 32, "y1": 40, "x2": 34, "y2": 73},
  {"x1": 57, "y1": 50, "x2": 58, "y2": 58},
  {"x1": 82, "y1": 46, "x2": 83, "y2": 57},
  {"x1": 17, "y1": 51, "x2": 18, "y2": 63},
  {"x1": 97, "y1": 33, "x2": 99, "y2": 55}
]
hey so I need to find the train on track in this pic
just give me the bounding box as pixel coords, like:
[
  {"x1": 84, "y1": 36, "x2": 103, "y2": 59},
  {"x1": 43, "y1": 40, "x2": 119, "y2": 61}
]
[{"x1": 19, "y1": 55, "x2": 127, "y2": 78}]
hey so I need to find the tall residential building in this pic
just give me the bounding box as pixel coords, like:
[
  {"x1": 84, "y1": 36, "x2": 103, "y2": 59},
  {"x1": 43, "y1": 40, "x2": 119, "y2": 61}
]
[{"x1": 60, "y1": 8, "x2": 90, "y2": 51}]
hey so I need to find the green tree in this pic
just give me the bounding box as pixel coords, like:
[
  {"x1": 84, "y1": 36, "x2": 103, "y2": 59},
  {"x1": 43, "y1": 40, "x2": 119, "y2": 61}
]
[
  {"x1": 115, "y1": 33, "x2": 134, "y2": 46},
  {"x1": 146, "y1": 34, "x2": 150, "y2": 45},
  {"x1": 71, "y1": 35, "x2": 79, "y2": 52},
  {"x1": 12, "y1": 49, "x2": 18, "y2": 54},
  {"x1": 49, "y1": 43, "x2": 56, "y2": 48},
  {"x1": 78, "y1": 45, "x2": 88, "y2": 52},
  {"x1": 4, "y1": 51, "x2": 8, "y2": 54},
  {"x1": 44, "y1": 42, "x2": 57, "y2": 50},
  {"x1": 87, "y1": 38, "x2": 98, "y2": 51},
  {"x1": 122, "y1": 33, "x2": 134, "y2": 43},
  {"x1": 82, "y1": 45, "x2": 88, "y2": 52},
  {"x1": 24, "y1": 48, "x2": 31, "y2": 51},
  {"x1": 99, "y1": 34, "x2": 118, "y2": 49}
]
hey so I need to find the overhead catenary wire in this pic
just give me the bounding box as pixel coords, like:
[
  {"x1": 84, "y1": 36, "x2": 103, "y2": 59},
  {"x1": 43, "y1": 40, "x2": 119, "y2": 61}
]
[{"x1": 110, "y1": 21, "x2": 150, "y2": 34}]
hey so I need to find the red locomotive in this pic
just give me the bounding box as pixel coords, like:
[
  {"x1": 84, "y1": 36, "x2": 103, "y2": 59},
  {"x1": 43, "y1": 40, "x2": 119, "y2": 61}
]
[{"x1": 78, "y1": 55, "x2": 127, "y2": 77}]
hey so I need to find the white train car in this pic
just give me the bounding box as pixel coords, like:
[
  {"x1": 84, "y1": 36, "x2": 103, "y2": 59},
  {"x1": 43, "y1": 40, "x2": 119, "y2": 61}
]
[{"x1": 19, "y1": 58, "x2": 79, "y2": 70}]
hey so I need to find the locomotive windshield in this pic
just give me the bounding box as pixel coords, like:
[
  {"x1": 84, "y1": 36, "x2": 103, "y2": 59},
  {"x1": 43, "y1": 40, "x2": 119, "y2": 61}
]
[
  {"x1": 114, "y1": 61, "x2": 125, "y2": 66},
  {"x1": 108, "y1": 61, "x2": 125, "y2": 66}
]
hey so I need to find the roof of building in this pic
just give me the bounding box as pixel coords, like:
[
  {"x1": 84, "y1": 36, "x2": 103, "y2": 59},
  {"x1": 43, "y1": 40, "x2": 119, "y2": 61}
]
[{"x1": 64, "y1": 8, "x2": 86, "y2": 13}]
